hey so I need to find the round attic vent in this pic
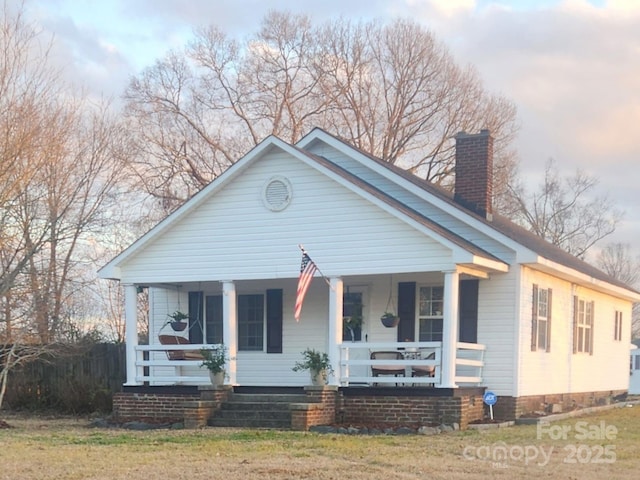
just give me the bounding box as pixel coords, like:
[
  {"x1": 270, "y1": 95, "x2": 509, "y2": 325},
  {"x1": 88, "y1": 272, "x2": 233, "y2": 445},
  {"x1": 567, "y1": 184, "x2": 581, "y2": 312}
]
[{"x1": 262, "y1": 176, "x2": 292, "y2": 211}]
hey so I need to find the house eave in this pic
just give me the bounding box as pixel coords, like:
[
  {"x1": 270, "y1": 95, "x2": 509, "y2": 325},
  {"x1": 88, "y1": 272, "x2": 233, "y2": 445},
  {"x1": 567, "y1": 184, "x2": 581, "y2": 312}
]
[
  {"x1": 526, "y1": 257, "x2": 640, "y2": 302},
  {"x1": 98, "y1": 136, "x2": 305, "y2": 280}
]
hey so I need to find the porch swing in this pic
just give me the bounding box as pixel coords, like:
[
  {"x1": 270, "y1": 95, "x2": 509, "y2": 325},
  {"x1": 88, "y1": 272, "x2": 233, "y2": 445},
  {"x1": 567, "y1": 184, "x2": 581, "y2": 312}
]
[{"x1": 158, "y1": 287, "x2": 204, "y2": 361}]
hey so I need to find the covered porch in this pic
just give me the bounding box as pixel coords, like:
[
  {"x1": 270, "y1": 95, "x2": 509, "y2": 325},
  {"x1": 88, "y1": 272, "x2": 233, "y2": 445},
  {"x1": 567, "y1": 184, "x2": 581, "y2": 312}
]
[{"x1": 121, "y1": 268, "x2": 492, "y2": 390}]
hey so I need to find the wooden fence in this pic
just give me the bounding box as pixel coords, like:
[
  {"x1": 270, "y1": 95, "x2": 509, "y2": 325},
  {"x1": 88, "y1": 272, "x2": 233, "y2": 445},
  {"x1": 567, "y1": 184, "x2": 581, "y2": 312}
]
[{"x1": 3, "y1": 343, "x2": 126, "y2": 413}]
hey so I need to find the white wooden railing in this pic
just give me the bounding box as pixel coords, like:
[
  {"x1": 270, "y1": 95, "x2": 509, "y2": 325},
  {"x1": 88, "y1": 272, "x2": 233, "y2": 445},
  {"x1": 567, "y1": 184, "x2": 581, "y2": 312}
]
[
  {"x1": 133, "y1": 343, "x2": 215, "y2": 385},
  {"x1": 132, "y1": 341, "x2": 485, "y2": 387},
  {"x1": 338, "y1": 341, "x2": 485, "y2": 387}
]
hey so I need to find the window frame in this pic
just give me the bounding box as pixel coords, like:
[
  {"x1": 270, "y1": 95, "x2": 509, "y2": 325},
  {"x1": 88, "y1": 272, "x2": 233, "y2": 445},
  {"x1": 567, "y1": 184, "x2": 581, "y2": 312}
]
[
  {"x1": 237, "y1": 293, "x2": 265, "y2": 351},
  {"x1": 531, "y1": 285, "x2": 552, "y2": 352},
  {"x1": 417, "y1": 285, "x2": 444, "y2": 342},
  {"x1": 342, "y1": 287, "x2": 365, "y2": 342},
  {"x1": 573, "y1": 297, "x2": 594, "y2": 355}
]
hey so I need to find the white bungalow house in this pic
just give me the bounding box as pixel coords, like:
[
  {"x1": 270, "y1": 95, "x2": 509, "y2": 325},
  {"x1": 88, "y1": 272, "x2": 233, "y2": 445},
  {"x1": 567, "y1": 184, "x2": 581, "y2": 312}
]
[{"x1": 99, "y1": 128, "x2": 639, "y2": 425}]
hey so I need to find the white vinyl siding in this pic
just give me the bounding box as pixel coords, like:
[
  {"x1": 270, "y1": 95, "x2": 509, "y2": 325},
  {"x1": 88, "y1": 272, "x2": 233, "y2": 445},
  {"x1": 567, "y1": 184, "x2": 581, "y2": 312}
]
[
  {"x1": 118, "y1": 151, "x2": 457, "y2": 284},
  {"x1": 518, "y1": 267, "x2": 632, "y2": 396},
  {"x1": 475, "y1": 270, "x2": 518, "y2": 396}
]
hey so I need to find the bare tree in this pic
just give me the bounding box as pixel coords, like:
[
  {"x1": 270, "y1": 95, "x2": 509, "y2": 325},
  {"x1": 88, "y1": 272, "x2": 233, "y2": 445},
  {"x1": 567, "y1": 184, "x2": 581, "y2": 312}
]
[
  {"x1": 505, "y1": 159, "x2": 622, "y2": 259},
  {"x1": 19, "y1": 103, "x2": 129, "y2": 343},
  {"x1": 1, "y1": 4, "x2": 128, "y2": 345},
  {"x1": 596, "y1": 243, "x2": 640, "y2": 339},
  {"x1": 124, "y1": 12, "x2": 519, "y2": 212},
  {"x1": 0, "y1": 4, "x2": 61, "y2": 298}
]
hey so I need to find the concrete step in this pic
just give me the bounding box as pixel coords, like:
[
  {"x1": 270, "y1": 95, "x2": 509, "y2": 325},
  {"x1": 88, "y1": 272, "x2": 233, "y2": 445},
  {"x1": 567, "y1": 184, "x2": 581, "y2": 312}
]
[
  {"x1": 213, "y1": 409, "x2": 291, "y2": 421},
  {"x1": 207, "y1": 392, "x2": 315, "y2": 429},
  {"x1": 220, "y1": 401, "x2": 292, "y2": 412},
  {"x1": 228, "y1": 393, "x2": 308, "y2": 404},
  {"x1": 209, "y1": 416, "x2": 291, "y2": 429}
]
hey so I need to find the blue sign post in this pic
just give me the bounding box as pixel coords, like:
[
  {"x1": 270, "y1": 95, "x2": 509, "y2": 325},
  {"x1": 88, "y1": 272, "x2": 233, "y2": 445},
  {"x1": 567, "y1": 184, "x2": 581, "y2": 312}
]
[{"x1": 483, "y1": 391, "x2": 497, "y2": 420}]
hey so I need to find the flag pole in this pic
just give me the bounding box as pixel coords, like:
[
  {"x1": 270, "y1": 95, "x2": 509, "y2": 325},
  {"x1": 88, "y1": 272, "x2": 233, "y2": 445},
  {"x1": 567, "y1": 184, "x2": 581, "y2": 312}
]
[{"x1": 298, "y1": 244, "x2": 332, "y2": 287}]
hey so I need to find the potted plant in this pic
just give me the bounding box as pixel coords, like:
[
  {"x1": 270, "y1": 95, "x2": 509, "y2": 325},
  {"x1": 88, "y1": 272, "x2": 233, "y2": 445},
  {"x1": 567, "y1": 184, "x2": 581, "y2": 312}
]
[
  {"x1": 200, "y1": 345, "x2": 228, "y2": 386},
  {"x1": 343, "y1": 315, "x2": 363, "y2": 342},
  {"x1": 380, "y1": 312, "x2": 400, "y2": 328},
  {"x1": 165, "y1": 310, "x2": 189, "y2": 331},
  {"x1": 292, "y1": 348, "x2": 334, "y2": 386}
]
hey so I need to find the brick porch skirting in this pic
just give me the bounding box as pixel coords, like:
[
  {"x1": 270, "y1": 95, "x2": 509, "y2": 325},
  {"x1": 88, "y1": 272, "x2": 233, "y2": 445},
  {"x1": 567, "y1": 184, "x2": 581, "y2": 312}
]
[
  {"x1": 491, "y1": 389, "x2": 629, "y2": 421},
  {"x1": 338, "y1": 387, "x2": 485, "y2": 430}
]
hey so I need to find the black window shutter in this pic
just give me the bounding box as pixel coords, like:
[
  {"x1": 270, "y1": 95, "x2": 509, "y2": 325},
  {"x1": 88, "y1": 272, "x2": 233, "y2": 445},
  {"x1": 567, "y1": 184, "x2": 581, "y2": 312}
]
[
  {"x1": 531, "y1": 284, "x2": 538, "y2": 351},
  {"x1": 188, "y1": 291, "x2": 204, "y2": 344},
  {"x1": 589, "y1": 301, "x2": 595, "y2": 355},
  {"x1": 266, "y1": 289, "x2": 283, "y2": 353},
  {"x1": 546, "y1": 289, "x2": 552, "y2": 352},
  {"x1": 572, "y1": 295, "x2": 578, "y2": 354},
  {"x1": 397, "y1": 282, "x2": 416, "y2": 342},
  {"x1": 459, "y1": 279, "x2": 479, "y2": 343}
]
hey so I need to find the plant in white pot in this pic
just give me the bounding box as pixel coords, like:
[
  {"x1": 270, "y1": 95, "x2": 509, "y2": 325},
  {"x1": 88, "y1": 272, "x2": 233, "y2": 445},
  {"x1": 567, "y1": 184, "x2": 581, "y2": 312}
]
[
  {"x1": 200, "y1": 345, "x2": 228, "y2": 386},
  {"x1": 292, "y1": 348, "x2": 334, "y2": 386}
]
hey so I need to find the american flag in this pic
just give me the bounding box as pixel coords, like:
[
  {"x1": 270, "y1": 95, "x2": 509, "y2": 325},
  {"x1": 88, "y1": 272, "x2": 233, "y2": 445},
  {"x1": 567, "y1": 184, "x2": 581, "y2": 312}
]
[{"x1": 294, "y1": 252, "x2": 318, "y2": 322}]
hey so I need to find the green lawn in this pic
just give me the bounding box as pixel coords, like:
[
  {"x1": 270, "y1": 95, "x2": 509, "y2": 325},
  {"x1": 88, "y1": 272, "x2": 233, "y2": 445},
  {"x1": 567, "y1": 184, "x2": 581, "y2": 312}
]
[{"x1": 1, "y1": 405, "x2": 639, "y2": 479}]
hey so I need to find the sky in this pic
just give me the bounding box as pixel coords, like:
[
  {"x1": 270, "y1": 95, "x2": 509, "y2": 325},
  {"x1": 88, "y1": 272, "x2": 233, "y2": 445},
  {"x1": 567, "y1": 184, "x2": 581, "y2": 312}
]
[{"x1": 9, "y1": 0, "x2": 640, "y2": 260}]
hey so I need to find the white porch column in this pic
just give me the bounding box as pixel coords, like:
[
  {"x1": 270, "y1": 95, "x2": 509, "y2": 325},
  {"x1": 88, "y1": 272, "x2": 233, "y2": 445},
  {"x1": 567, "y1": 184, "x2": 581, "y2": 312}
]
[
  {"x1": 123, "y1": 284, "x2": 141, "y2": 386},
  {"x1": 440, "y1": 270, "x2": 460, "y2": 388},
  {"x1": 327, "y1": 277, "x2": 344, "y2": 385},
  {"x1": 222, "y1": 281, "x2": 238, "y2": 385}
]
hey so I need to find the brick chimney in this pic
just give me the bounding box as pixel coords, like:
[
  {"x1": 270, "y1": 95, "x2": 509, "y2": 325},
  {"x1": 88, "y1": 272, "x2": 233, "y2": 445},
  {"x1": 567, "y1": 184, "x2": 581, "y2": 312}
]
[{"x1": 454, "y1": 129, "x2": 493, "y2": 220}]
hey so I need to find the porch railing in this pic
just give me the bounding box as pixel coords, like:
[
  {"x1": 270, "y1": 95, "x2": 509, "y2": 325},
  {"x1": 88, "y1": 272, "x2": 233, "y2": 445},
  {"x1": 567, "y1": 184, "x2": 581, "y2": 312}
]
[
  {"x1": 130, "y1": 341, "x2": 485, "y2": 387},
  {"x1": 133, "y1": 343, "x2": 214, "y2": 385},
  {"x1": 338, "y1": 341, "x2": 485, "y2": 387}
]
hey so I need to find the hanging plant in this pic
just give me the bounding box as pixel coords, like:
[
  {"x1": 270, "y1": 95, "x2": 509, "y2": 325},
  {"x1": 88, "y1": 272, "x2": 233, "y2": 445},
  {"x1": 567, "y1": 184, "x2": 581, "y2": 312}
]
[
  {"x1": 381, "y1": 276, "x2": 400, "y2": 328},
  {"x1": 166, "y1": 310, "x2": 189, "y2": 331},
  {"x1": 380, "y1": 312, "x2": 400, "y2": 328}
]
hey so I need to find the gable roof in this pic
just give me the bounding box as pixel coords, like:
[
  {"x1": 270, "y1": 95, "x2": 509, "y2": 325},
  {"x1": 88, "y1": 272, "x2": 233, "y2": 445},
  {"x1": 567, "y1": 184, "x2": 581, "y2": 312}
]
[
  {"x1": 101, "y1": 127, "x2": 639, "y2": 301},
  {"x1": 290, "y1": 144, "x2": 504, "y2": 267},
  {"x1": 297, "y1": 128, "x2": 639, "y2": 298},
  {"x1": 99, "y1": 134, "x2": 506, "y2": 279}
]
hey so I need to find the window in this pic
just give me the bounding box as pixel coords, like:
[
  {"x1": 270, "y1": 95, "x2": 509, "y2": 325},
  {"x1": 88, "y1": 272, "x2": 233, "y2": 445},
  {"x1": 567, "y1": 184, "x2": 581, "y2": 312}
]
[
  {"x1": 418, "y1": 286, "x2": 443, "y2": 342},
  {"x1": 573, "y1": 297, "x2": 594, "y2": 354},
  {"x1": 238, "y1": 294, "x2": 264, "y2": 351},
  {"x1": 531, "y1": 285, "x2": 552, "y2": 352},
  {"x1": 614, "y1": 311, "x2": 623, "y2": 341},
  {"x1": 342, "y1": 289, "x2": 363, "y2": 342}
]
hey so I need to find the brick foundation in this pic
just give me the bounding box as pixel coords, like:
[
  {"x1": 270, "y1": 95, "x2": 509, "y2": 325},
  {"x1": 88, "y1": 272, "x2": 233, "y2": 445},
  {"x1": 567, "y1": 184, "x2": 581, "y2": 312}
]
[
  {"x1": 113, "y1": 389, "x2": 199, "y2": 424},
  {"x1": 338, "y1": 387, "x2": 484, "y2": 430},
  {"x1": 290, "y1": 386, "x2": 338, "y2": 431},
  {"x1": 183, "y1": 386, "x2": 233, "y2": 428},
  {"x1": 112, "y1": 385, "x2": 488, "y2": 430},
  {"x1": 492, "y1": 389, "x2": 628, "y2": 421}
]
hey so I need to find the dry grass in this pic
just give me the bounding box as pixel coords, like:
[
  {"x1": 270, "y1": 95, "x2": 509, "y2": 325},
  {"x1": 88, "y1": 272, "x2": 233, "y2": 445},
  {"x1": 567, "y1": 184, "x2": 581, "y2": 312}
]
[{"x1": 1, "y1": 405, "x2": 640, "y2": 479}]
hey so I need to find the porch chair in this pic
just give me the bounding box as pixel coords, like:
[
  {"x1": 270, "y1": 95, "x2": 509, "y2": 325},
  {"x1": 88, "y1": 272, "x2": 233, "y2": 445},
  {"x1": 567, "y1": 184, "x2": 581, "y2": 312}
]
[
  {"x1": 370, "y1": 351, "x2": 405, "y2": 385},
  {"x1": 411, "y1": 351, "x2": 436, "y2": 386},
  {"x1": 158, "y1": 334, "x2": 205, "y2": 361}
]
